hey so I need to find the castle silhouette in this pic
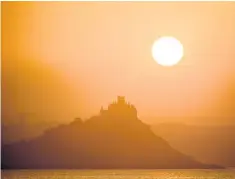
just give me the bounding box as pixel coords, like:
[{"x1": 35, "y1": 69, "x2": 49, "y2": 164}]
[
  {"x1": 100, "y1": 96, "x2": 137, "y2": 118},
  {"x1": 2, "y1": 95, "x2": 222, "y2": 169}
]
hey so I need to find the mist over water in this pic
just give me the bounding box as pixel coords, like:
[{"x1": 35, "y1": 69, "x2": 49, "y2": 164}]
[{"x1": 2, "y1": 170, "x2": 235, "y2": 179}]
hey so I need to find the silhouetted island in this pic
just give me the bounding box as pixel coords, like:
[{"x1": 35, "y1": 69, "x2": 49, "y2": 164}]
[{"x1": 2, "y1": 96, "x2": 222, "y2": 169}]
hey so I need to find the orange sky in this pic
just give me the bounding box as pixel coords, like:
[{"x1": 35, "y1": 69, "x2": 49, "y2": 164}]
[{"x1": 2, "y1": 2, "x2": 235, "y2": 125}]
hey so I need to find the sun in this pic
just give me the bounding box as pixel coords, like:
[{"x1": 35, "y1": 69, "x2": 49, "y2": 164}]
[{"x1": 152, "y1": 36, "x2": 184, "y2": 66}]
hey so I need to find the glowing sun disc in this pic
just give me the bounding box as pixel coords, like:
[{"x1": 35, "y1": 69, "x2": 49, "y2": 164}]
[{"x1": 152, "y1": 36, "x2": 184, "y2": 66}]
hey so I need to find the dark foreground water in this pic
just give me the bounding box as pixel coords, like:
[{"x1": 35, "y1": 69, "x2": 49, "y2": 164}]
[{"x1": 2, "y1": 169, "x2": 235, "y2": 179}]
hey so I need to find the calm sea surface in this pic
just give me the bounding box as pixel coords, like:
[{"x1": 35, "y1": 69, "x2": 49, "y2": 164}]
[{"x1": 2, "y1": 169, "x2": 235, "y2": 179}]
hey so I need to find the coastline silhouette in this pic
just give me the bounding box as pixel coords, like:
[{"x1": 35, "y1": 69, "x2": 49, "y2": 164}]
[
  {"x1": 152, "y1": 123, "x2": 235, "y2": 167},
  {"x1": 2, "y1": 96, "x2": 222, "y2": 169}
]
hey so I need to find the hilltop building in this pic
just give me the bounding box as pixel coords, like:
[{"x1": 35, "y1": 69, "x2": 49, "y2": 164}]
[{"x1": 100, "y1": 96, "x2": 137, "y2": 118}]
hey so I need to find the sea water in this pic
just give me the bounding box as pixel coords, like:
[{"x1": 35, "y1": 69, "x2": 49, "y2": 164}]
[{"x1": 2, "y1": 169, "x2": 235, "y2": 179}]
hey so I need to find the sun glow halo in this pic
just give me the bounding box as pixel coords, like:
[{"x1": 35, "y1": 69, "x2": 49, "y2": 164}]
[{"x1": 152, "y1": 36, "x2": 184, "y2": 66}]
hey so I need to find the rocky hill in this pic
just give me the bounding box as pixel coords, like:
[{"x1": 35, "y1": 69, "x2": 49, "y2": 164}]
[{"x1": 2, "y1": 97, "x2": 222, "y2": 169}]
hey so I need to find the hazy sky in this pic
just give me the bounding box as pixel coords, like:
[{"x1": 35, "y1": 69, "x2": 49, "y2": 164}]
[{"x1": 2, "y1": 2, "x2": 235, "y2": 125}]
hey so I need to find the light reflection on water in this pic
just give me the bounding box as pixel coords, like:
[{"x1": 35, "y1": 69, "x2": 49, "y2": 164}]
[{"x1": 2, "y1": 169, "x2": 235, "y2": 179}]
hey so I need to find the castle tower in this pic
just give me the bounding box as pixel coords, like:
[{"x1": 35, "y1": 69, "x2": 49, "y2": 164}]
[{"x1": 117, "y1": 96, "x2": 125, "y2": 104}]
